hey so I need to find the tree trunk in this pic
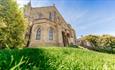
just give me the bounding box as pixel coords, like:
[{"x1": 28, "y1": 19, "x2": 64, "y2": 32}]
[{"x1": 26, "y1": 24, "x2": 34, "y2": 47}]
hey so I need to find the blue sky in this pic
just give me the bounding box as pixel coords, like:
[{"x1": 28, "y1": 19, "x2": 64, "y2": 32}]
[{"x1": 17, "y1": 0, "x2": 115, "y2": 38}]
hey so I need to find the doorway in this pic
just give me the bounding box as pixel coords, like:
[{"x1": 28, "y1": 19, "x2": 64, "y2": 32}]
[{"x1": 62, "y1": 31, "x2": 69, "y2": 46}]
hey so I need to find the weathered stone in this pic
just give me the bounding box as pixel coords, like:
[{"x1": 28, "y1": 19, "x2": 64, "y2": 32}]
[{"x1": 25, "y1": 3, "x2": 76, "y2": 47}]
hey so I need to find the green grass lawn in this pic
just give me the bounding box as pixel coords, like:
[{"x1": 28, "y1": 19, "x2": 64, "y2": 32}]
[{"x1": 0, "y1": 47, "x2": 115, "y2": 70}]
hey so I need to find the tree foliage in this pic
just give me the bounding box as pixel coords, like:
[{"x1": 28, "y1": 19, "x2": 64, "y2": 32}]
[
  {"x1": 82, "y1": 34, "x2": 115, "y2": 52},
  {"x1": 0, "y1": 0, "x2": 27, "y2": 48},
  {"x1": 82, "y1": 35, "x2": 99, "y2": 47}
]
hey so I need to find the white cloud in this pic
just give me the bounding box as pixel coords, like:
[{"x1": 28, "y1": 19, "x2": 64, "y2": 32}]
[
  {"x1": 16, "y1": 0, "x2": 53, "y2": 7},
  {"x1": 16, "y1": 0, "x2": 29, "y2": 7}
]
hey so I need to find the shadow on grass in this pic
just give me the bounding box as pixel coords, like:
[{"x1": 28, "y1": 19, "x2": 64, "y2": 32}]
[{"x1": 0, "y1": 48, "x2": 54, "y2": 70}]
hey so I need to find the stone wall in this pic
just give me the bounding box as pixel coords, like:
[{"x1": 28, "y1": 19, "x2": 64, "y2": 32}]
[{"x1": 25, "y1": 3, "x2": 76, "y2": 47}]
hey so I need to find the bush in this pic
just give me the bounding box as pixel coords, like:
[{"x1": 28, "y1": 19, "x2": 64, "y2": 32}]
[
  {"x1": 0, "y1": 0, "x2": 27, "y2": 48},
  {"x1": 81, "y1": 34, "x2": 115, "y2": 53}
]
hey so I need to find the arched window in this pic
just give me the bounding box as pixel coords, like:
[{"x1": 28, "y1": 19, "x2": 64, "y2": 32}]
[
  {"x1": 49, "y1": 12, "x2": 52, "y2": 20},
  {"x1": 48, "y1": 27, "x2": 53, "y2": 40},
  {"x1": 38, "y1": 13, "x2": 43, "y2": 19},
  {"x1": 49, "y1": 12, "x2": 56, "y2": 21},
  {"x1": 35, "y1": 13, "x2": 43, "y2": 19},
  {"x1": 36, "y1": 28, "x2": 41, "y2": 40}
]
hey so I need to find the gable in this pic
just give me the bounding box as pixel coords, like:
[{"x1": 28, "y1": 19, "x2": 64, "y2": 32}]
[{"x1": 25, "y1": 4, "x2": 73, "y2": 30}]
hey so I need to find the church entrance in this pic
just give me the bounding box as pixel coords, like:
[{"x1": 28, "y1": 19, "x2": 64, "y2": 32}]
[{"x1": 62, "y1": 31, "x2": 69, "y2": 46}]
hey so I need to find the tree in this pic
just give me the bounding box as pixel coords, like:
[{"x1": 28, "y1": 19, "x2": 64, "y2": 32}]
[
  {"x1": 81, "y1": 34, "x2": 115, "y2": 53},
  {"x1": 97, "y1": 35, "x2": 115, "y2": 49},
  {"x1": 23, "y1": 2, "x2": 32, "y2": 47},
  {"x1": 82, "y1": 35, "x2": 98, "y2": 47},
  {"x1": 0, "y1": 0, "x2": 27, "y2": 48}
]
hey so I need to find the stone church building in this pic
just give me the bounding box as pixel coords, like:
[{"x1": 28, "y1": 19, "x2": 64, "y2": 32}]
[{"x1": 25, "y1": 2, "x2": 76, "y2": 47}]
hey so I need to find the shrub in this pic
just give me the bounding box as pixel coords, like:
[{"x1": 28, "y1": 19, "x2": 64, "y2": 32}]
[
  {"x1": 0, "y1": 0, "x2": 27, "y2": 48},
  {"x1": 82, "y1": 34, "x2": 115, "y2": 53}
]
